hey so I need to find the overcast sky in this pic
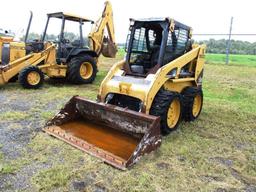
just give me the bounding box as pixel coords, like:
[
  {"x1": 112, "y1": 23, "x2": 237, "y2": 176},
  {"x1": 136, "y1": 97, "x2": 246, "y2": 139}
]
[{"x1": 1, "y1": 0, "x2": 256, "y2": 42}]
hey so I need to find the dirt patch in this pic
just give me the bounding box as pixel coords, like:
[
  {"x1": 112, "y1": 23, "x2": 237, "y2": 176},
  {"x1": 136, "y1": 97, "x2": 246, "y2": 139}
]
[
  {"x1": 156, "y1": 162, "x2": 170, "y2": 169},
  {"x1": 0, "y1": 120, "x2": 42, "y2": 160},
  {"x1": 200, "y1": 175, "x2": 224, "y2": 183},
  {"x1": 210, "y1": 157, "x2": 233, "y2": 167},
  {"x1": 72, "y1": 181, "x2": 87, "y2": 191}
]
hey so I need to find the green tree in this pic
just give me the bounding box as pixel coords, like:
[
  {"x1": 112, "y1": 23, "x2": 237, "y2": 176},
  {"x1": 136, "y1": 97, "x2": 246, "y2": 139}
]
[{"x1": 197, "y1": 39, "x2": 256, "y2": 55}]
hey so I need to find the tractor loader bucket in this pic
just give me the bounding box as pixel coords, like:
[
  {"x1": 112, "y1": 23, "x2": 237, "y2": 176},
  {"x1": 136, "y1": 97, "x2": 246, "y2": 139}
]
[{"x1": 43, "y1": 96, "x2": 161, "y2": 170}]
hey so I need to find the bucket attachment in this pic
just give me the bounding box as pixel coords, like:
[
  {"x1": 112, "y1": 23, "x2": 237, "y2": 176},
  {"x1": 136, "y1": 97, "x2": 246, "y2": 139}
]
[
  {"x1": 101, "y1": 37, "x2": 117, "y2": 58},
  {"x1": 43, "y1": 96, "x2": 161, "y2": 170}
]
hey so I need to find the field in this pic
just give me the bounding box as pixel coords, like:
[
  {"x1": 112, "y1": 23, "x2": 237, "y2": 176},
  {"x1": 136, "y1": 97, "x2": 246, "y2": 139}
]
[
  {"x1": 0, "y1": 53, "x2": 255, "y2": 192},
  {"x1": 206, "y1": 54, "x2": 256, "y2": 67}
]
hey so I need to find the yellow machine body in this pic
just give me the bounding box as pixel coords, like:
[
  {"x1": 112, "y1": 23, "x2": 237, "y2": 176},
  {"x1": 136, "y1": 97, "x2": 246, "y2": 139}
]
[
  {"x1": 44, "y1": 17, "x2": 206, "y2": 170},
  {"x1": 0, "y1": 1, "x2": 116, "y2": 87},
  {"x1": 0, "y1": 42, "x2": 56, "y2": 85},
  {"x1": 98, "y1": 44, "x2": 206, "y2": 114}
]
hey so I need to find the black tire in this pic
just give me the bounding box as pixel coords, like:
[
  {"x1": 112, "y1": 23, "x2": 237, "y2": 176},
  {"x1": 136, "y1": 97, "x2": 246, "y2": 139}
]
[
  {"x1": 18, "y1": 66, "x2": 44, "y2": 89},
  {"x1": 182, "y1": 87, "x2": 203, "y2": 121},
  {"x1": 150, "y1": 89, "x2": 182, "y2": 135},
  {"x1": 67, "y1": 55, "x2": 97, "y2": 84}
]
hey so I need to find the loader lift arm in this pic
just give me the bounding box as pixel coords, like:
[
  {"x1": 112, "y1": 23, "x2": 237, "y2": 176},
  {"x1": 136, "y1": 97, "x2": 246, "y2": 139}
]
[{"x1": 88, "y1": 1, "x2": 117, "y2": 58}]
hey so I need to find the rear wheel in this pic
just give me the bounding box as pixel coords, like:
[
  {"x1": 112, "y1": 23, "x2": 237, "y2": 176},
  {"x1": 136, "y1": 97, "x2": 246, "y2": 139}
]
[
  {"x1": 18, "y1": 66, "x2": 44, "y2": 89},
  {"x1": 67, "y1": 56, "x2": 97, "y2": 84},
  {"x1": 182, "y1": 87, "x2": 203, "y2": 121},
  {"x1": 150, "y1": 89, "x2": 182, "y2": 135}
]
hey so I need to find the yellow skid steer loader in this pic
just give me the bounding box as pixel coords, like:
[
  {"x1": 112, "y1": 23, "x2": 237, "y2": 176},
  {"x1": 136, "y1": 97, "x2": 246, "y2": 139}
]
[{"x1": 44, "y1": 18, "x2": 206, "y2": 169}]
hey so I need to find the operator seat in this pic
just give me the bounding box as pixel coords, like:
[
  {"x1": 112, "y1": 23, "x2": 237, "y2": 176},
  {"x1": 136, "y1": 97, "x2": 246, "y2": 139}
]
[{"x1": 150, "y1": 45, "x2": 160, "y2": 67}]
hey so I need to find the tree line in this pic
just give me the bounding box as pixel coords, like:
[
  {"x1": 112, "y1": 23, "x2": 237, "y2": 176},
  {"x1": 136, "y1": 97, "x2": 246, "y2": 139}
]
[
  {"x1": 197, "y1": 39, "x2": 256, "y2": 55},
  {"x1": 21, "y1": 32, "x2": 80, "y2": 42},
  {"x1": 2, "y1": 31, "x2": 256, "y2": 55}
]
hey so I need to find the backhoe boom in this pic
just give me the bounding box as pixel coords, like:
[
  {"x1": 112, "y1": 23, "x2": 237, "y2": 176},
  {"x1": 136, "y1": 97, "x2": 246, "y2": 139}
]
[{"x1": 89, "y1": 1, "x2": 117, "y2": 58}]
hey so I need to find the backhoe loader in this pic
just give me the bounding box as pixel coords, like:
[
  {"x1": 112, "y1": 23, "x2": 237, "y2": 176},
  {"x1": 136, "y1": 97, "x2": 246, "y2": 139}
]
[
  {"x1": 0, "y1": 1, "x2": 116, "y2": 89},
  {"x1": 44, "y1": 18, "x2": 206, "y2": 170}
]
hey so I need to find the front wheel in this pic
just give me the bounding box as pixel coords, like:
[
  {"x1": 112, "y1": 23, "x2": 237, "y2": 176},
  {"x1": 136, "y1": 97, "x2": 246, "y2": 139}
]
[
  {"x1": 150, "y1": 89, "x2": 182, "y2": 135},
  {"x1": 18, "y1": 66, "x2": 44, "y2": 89},
  {"x1": 67, "y1": 56, "x2": 97, "y2": 84}
]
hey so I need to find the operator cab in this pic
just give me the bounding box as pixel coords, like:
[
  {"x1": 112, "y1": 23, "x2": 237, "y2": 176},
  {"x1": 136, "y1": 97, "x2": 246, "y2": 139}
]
[
  {"x1": 124, "y1": 18, "x2": 192, "y2": 76},
  {"x1": 41, "y1": 12, "x2": 95, "y2": 63}
]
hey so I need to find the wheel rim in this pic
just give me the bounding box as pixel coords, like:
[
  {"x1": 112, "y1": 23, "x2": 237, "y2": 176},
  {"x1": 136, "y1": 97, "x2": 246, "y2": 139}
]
[
  {"x1": 167, "y1": 98, "x2": 181, "y2": 128},
  {"x1": 80, "y1": 62, "x2": 93, "y2": 80},
  {"x1": 192, "y1": 94, "x2": 202, "y2": 117},
  {"x1": 27, "y1": 71, "x2": 40, "y2": 85}
]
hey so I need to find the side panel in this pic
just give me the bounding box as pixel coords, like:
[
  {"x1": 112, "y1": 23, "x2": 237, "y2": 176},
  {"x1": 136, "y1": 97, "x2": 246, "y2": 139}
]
[
  {"x1": 194, "y1": 46, "x2": 206, "y2": 83},
  {"x1": 40, "y1": 64, "x2": 67, "y2": 78},
  {"x1": 44, "y1": 43, "x2": 57, "y2": 64},
  {"x1": 41, "y1": 43, "x2": 67, "y2": 77},
  {"x1": 9, "y1": 42, "x2": 26, "y2": 62},
  {"x1": 144, "y1": 45, "x2": 205, "y2": 114},
  {"x1": 163, "y1": 81, "x2": 194, "y2": 93}
]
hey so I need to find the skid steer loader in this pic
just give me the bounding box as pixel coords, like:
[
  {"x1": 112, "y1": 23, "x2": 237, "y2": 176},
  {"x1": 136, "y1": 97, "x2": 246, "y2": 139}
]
[
  {"x1": 0, "y1": 1, "x2": 117, "y2": 89},
  {"x1": 44, "y1": 18, "x2": 206, "y2": 169}
]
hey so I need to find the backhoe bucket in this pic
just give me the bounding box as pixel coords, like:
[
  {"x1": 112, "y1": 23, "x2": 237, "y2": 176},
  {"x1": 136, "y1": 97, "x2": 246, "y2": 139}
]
[
  {"x1": 101, "y1": 37, "x2": 117, "y2": 58},
  {"x1": 43, "y1": 96, "x2": 161, "y2": 170}
]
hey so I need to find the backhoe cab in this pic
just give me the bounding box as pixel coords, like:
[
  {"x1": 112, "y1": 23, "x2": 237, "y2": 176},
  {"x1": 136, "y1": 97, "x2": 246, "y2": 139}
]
[
  {"x1": 0, "y1": 1, "x2": 116, "y2": 88},
  {"x1": 39, "y1": 12, "x2": 96, "y2": 63}
]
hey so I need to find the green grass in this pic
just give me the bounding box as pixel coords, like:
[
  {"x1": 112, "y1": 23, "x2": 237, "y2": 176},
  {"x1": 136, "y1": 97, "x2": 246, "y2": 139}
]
[
  {"x1": 32, "y1": 165, "x2": 72, "y2": 191},
  {"x1": 0, "y1": 53, "x2": 255, "y2": 191},
  {"x1": 0, "y1": 164, "x2": 16, "y2": 174},
  {"x1": 206, "y1": 53, "x2": 256, "y2": 67},
  {"x1": 0, "y1": 111, "x2": 30, "y2": 121}
]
